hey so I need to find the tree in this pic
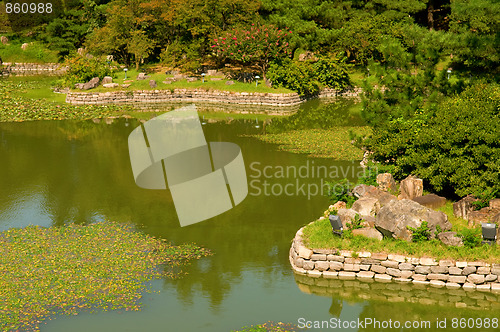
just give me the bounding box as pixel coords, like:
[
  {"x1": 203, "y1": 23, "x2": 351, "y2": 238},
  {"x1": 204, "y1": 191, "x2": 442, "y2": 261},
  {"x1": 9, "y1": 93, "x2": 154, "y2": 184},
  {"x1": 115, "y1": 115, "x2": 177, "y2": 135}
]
[
  {"x1": 128, "y1": 30, "x2": 154, "y2": 70},
  {"x1": 211, "y1": 24, "x2": 291, "y2": 80},
  {"x1": 365, "y1": 83, "x2": 500, "y2": 198}
]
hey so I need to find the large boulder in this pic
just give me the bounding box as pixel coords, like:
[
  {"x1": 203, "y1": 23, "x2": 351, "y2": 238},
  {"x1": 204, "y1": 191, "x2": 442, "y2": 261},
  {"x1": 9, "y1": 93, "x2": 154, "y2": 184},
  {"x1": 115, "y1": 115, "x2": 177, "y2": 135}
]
[
  {"x1": 0, "y1": 36, "x2": 8, "y2": 44},
  {"x1": 336, "y1": 208, "x2": 357, "y2": 228},
  {"x1": 453, "y1": 195, "x2": 478, "y2": 220},
  {"x1": 102, "y1": 76, "x2": 113, "y2": 84},
  {"x1": 352, "y1": 227, "x2": 383, "y2": 241},
  {"x1": 149, "y1": 79, "x2": 157, "y2": 88},
  {"x1": 137, "y1": 73, "x2": 148, "y2": 80},
  {"x1": 376, "y1": 173, "x2": 397, "y2": 192},
  {"x1": 351, "y1": 197, "x2": 380, "y2": 217},
  {"x1": 438, "y1": 232, "x2": 463, "y2": 247},
  {"x1": 412, "y1": 194, "x2": 446, "y2": 209},
  {"x1": 490, "y1": 199, "x2": 500, "y2": 209},
  {"x1": 468, "y1": 207, "x2": 500, "y2": 226},
  {"x1": 82, "y1": 77, "x2": 100, "y2": 90},
  {"x1": 398, "y1": 175, "x2": 423, "y2": 200},
  {"x1": 375, "y1": 199, "x2": 452, "y2": 241},
  {"x1": 352, "y1": 184, "x2": 397, "y2": 207}
]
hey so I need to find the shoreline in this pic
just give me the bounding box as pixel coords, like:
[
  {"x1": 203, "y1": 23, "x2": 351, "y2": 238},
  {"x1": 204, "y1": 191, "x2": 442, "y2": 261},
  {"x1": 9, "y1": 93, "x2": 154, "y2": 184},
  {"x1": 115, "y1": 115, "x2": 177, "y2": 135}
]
[{"x1": 290, "y1": 224, "x2": 500, "y2": 293}]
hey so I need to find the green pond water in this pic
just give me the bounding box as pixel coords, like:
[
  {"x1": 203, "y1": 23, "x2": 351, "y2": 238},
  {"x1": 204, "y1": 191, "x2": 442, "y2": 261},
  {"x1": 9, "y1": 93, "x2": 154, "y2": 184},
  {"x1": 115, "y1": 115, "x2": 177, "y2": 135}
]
[{"x1": 0, "y1": 103, "x2": 498, "y2": 331}]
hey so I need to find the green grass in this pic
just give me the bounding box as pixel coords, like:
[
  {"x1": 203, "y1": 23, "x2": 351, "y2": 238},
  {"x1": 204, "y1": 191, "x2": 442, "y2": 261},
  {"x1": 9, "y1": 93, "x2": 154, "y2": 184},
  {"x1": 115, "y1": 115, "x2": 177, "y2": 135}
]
[
  {"x1": 302, "y1": 205, "x2": 500, "y2": 262},
  {"x1": 252, "y1": 127, "x2": 371, "y2": 159},
  {"x1": 0, "y1": 221, "x2": 211, "y2": 331},
  {"x1": 0, "y1": 42, "x2": 59, "y2": 63},
  {"x1": 85, "y1": 68, "x2": 293, "y2": 94}
]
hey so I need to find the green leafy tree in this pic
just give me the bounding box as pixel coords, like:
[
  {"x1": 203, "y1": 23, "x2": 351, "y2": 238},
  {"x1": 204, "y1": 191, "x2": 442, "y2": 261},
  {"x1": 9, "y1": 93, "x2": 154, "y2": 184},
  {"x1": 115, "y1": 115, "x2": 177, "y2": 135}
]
[
  {"x1": 128, "y1": 30, "x2": 154, "y2": 70},
  {"x1": 366, "y1": 83, "x2": 500, "y2": 198},
  {"x1": 266, "y1": 58, "x2": 318, "y2": 95}
]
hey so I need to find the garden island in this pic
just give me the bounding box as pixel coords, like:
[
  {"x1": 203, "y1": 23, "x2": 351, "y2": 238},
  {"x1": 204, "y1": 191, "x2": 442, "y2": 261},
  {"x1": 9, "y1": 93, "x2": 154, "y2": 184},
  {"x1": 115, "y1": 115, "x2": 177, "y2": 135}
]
[{"x1": 0, "y1": 0, "x2": 499, "y2": 331}]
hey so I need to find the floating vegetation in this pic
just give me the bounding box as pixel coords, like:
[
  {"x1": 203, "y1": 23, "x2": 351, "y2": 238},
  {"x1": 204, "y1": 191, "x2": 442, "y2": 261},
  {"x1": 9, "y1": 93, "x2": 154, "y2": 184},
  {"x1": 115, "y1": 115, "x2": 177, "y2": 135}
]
[
  {"x1": 253, "y1": 127, "x2": 371, "y2": 160},
  {"x1": 233, "y1": 321, "x2": 302, "y2": 332},
  {"x1": 0, "y1": 221, "x2": 211, "y2": 331},
  {"x1": 0, "y1": 80, "x2": 132, "y2": 122}
]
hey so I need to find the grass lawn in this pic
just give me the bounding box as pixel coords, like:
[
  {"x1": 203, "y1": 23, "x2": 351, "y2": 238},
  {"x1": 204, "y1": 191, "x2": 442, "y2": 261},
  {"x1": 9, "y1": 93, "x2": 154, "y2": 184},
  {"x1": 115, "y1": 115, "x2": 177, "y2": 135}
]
[
  {"x1": 302, "y1": 200, "x2": 500, "y2": 263},
  {"x1": 252, "y1": 127, "x2": 371, "y2": 160},
  {"x1": 0, "y1": 42, "x2": 59, "y2": 63},
  {"x1": 0, "y1": 221, "x2": 211, "y2": 331},
  {"x1": 86, "y1": 68, "x2": 293, "y2": 94}
]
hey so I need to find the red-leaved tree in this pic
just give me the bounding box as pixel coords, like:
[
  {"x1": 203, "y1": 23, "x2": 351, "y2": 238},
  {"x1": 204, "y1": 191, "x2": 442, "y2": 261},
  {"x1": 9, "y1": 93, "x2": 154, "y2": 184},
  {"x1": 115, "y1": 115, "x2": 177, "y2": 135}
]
[{"x1": 211, "y1": 24, "x2": 291, "y2": 80}]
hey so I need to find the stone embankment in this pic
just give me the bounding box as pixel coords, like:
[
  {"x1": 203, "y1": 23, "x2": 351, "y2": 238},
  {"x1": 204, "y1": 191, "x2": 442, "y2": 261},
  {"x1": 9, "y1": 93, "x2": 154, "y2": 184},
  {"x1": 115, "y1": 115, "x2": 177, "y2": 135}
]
[
  {"x1": 65, "y1": 87, "x2": 362, "y2": 107},
  {"x1": 290, "y1": 226, "x2": 500, "y2": 292},
  {"x1": 0, "y1": 63, "x2": 67, "y2": 76}
]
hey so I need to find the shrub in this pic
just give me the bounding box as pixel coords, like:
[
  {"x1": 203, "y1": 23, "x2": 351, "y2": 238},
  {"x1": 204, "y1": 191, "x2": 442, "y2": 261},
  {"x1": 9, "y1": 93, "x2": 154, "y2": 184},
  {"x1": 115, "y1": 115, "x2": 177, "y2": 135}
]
[
  {"x1": 458, "y1": 228, "x2": 482, "y2": 248},
  {"x1": 267, "y1": 58, "x2": 319, "y2": 96},
  {"x1": 61, "y1": 53, "x2": 113, "y2": 87},
  {"x1": 313, "y1": 55, "x2": 351, "y2": 90},
  {"x1": 407, "y1": 221, "x2": 431, "y2": 242}
]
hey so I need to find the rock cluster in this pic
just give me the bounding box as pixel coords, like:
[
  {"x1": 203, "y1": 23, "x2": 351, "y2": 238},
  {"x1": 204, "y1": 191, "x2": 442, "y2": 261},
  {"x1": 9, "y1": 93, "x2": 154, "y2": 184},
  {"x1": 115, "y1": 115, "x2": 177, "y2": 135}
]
[{"x1": 290, "y1": 227, "x2": 500, "y2": 291}]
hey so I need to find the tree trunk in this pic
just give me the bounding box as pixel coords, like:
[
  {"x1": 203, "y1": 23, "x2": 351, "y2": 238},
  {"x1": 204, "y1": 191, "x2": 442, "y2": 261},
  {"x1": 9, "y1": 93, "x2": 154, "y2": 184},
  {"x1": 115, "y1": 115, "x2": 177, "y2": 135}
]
[{"x1": 428, "y1": 1, "x2": 435, "y2": 31}]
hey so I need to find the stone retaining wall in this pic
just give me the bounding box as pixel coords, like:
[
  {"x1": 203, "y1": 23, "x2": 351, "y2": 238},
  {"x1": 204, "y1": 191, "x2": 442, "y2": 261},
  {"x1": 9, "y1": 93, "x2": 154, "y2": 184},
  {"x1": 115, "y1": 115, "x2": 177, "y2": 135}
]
[
  {"x1": 65, "y1": 87, "x2": 362, "y2": 107},
  {"x1": 290, "y1": 225, "x2": 500, "y2": 292},
  {"x1": 1, "y1": 63, "x2": 67, "y2": 76}
]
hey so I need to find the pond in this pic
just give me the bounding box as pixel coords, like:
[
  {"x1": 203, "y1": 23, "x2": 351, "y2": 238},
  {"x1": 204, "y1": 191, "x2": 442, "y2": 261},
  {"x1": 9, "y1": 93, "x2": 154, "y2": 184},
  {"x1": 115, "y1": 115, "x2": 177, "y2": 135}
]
[{"x1": 0, "y1": 105, "x2": 497, "y2": 331}]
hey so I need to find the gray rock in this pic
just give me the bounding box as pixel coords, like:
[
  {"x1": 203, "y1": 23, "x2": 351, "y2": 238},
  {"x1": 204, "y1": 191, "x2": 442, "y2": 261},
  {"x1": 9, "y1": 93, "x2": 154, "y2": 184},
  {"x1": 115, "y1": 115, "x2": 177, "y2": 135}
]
[
  {"x1": 137, "y1": 73, "x2": 148, "y2": 80},
  {"x1": 375, "y1": 199, "x2": 451, "y2": 241},
  {"x1": 102, "y1": 76, "x2": 113, "y2": 84},
  {"x1": 386, "y1": 268, "x2": 402, "y2": 277},
  {"x1": 427, "y1": 273, "x2": 448, "y2": 281},
  {"x1": 225, "y1": 80, "x2": 235, "y2": 85},
  {"x1": 485, "y1": 274, "x2": 497, "y2": 282},
  {"x1": 352, "y1": 184, "x2": 397, "y2": 206},
  {"x1": 294, "y1": 257, "x2": 304, "y2": 268},
  {"x1": 121, "y1": 84, "x2": 131, "y2": 88},
  {"x1": 490, "y1": 198, "x2": 500, "y2": 209},
  {"x1": 448, "y1": 275, "x2": 466, "y2": 283},
  {"x1": 381, "y1": 260, "x2": 399, "y2": 269},
  {"x1": 462, "y1": 266, "x2": 476, "y2": 275},
  {"x1": 448, "y1": 267, "x2": 463, "y2": 275},
  {"x1": 430, "y1": 266, "x2": 448, "y2": 274},
  {"x1": 21, "y1": 43, "x2": 30, "y2": 50},
  {"x1": 336, "y1": 208, "x2": 357, "y2": 228},
  {"x1": 467, "y1": 274, "x2": 485, "y2": 284},
  {"x1": 103, "y1": 83, "x2": 119, "y2": 88},
  {"x1": 453, "y1": 195, "x2": 478, "y2": 220},
  {"x1": 352, "y1": 197, "x2": 380, "y2": 216},
  {"x1": 371, "y1": 265, "x2": 386, "y2": 274},
  {"x1": 399, "y1": 263, "x2": 415, "y2": 271},
  {"x1": 1, "y1": 36, "x2": 8, "y2": 44},
  {"x1": 412, "y1": 194, "x2": 446, "y2": 209},
  {"x1": 415, "y1": 266, "x2": 431, "y2": 274},
  {"x1": 398, "y1": 175, "x2": 423, "y2": 200},
  {"x1": 310, "y1": 254, "x2": 326, "y2": 261},
  {"x1": 75, "y1": 83, "x2": 85, "y2": 90},
  {"x1": 376, "y1": 173, "x2": 397, "y2": 192},
  {"x1": 303, "y1": 260, "x2": 315, "y2": 270},
  {"x1": 438, "y1": 231, "x2": 463, "y2": 246},
  {"x1": 315, "y1": 261, "x2": 329, "y2": 271},
  {"x1": 149, "y1": 80, "x2": 157, "y2": 88},
  {"x1": 186, "y1": 77, "x2": 198, "y2": 82},
  {"x1": 82, "y1": 77, "x2": 100, "y2": 90},
  {"x1": 329, "y1": 261, "x2": 343, "y2": 271},
  {"x1": 351, "y1": 227, "x2": 383, "y2": 241}
]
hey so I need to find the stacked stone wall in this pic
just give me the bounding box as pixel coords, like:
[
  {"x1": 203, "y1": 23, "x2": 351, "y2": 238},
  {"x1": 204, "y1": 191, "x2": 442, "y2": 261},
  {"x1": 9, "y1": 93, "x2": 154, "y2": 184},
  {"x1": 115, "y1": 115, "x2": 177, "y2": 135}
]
[
  {"x1": 1, "y1": 63, "x2": 67, "y2": 76},
  {"x1": 290, "y1": 226, "x2": 500, "y2": 292}
]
